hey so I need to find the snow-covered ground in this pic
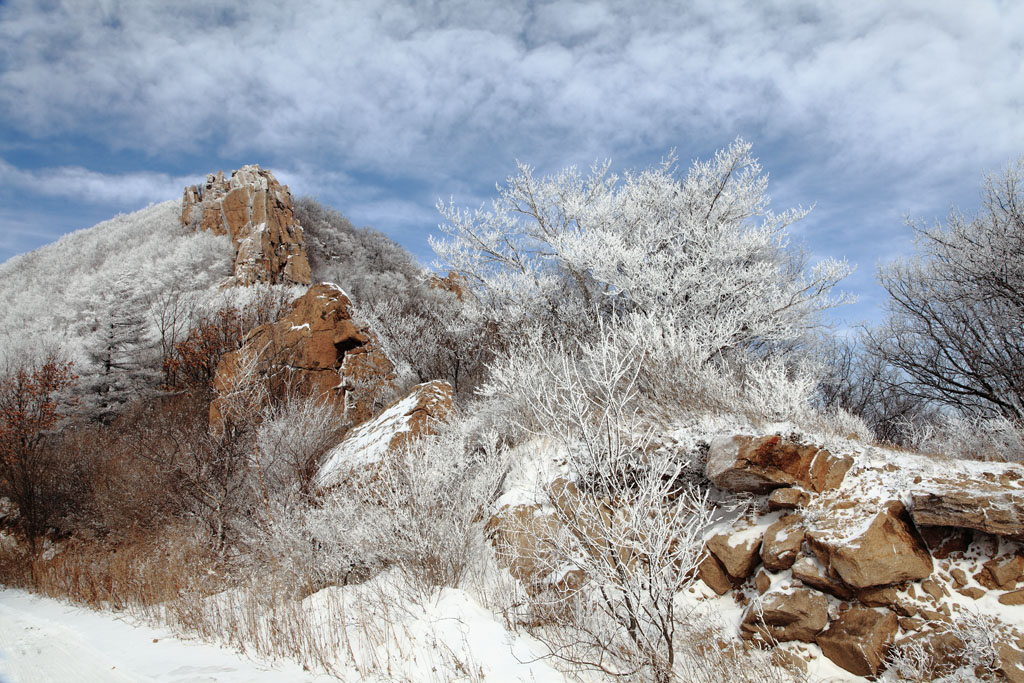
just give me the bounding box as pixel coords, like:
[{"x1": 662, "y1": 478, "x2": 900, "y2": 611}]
[
  {"x1": 0, "y1": 579, "x2": 568, "y2": 683},
  {"x1": 0, "y1": 589, "x2": 328, "y2": 683}
]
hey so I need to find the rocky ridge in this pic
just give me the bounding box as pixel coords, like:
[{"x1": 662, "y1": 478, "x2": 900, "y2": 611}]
[{"x1": 488, "y1": 431, "x2": 1024, "y2": 681}]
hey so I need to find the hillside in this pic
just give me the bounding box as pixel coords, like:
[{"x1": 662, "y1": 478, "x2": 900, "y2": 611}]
[
  {"x1": 0, "y1": 200, "x2": 232, "y2": 364},
  {"x1": 1, "y1": 149, "x2": 1023, "y2": 682}
]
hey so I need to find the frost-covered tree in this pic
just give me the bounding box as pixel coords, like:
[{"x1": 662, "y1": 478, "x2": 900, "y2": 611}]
[
  {"x1": 433, "y1": 139, "x2": 851, "y2": 357},
  {"x1": 81, "y1": 269, "x2": 159, "y2": 421},
  {"x1": 869, "y1": 159, "x2": 1024, "y2": 421},
  {"x1": 295, "y1": 197, "x2": 426, "y2": 306}
]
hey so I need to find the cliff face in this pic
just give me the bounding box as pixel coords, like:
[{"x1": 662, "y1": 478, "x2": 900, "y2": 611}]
[{"x1": 181, "y1": 165, "x2": 312, "y2": 286}]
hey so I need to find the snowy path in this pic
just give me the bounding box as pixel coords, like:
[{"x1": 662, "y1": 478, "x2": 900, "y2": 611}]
[{"x1": 0, "y1": 589, "x2": 326, "y2": 683}]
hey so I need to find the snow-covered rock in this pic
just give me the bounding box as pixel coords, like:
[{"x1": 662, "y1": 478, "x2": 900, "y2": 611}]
[
  {"x1": 316, "y1": 379, "x2": 453, "y2": 487},
  {"x1": 706, "y1": 434, "x2": 853, "y2": 494}
]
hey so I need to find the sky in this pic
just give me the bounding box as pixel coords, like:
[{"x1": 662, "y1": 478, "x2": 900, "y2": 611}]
[{"x1": 0, "y1": 0, "x2": 1022, "y2": 327}]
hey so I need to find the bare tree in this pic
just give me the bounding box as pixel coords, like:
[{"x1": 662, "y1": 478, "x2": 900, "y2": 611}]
[{"x1": 869, "y1": 159, "x2": 1024, "y2": 421}]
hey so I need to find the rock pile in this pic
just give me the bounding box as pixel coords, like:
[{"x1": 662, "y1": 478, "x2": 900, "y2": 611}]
[{"x1": 702, "y1": 434, "x2": 1024, "y2": 680}]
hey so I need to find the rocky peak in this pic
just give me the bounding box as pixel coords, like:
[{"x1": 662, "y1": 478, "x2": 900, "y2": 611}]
[{"x1": 181, "y1": 165, "x2": 312, "y2": 286}]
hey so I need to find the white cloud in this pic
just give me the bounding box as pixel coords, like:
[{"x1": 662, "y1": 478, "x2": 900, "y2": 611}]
[
  {"x1": 0, "y1": 158, "x2": 191, "y2": 205},
  {"x1": 2, "y1": 0, "x2": 1019, "y2": 183}
]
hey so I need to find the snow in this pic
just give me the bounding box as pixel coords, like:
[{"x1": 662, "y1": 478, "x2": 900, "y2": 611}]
[
  {"x1": 0, "y1": 573, "x2": 571, "y2": 683},
  {"x1": 0, "y1": 589, "x2": 326, "y2": 683}
]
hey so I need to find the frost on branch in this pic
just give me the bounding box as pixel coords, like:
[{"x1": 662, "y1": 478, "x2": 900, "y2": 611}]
[{"x1": 433, "y1": 138, "x2": 852, "y2": 355}]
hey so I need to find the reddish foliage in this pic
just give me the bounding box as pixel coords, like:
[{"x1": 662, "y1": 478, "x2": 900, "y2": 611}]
[
  {"x1": 163, "y1": 306, "x2": 248, "y2": 392},
  {"x1": 0, "y1": 355, "x2": 78, "y2": 553}
]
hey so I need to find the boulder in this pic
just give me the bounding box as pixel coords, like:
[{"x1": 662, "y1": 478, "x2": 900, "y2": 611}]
[
  {"x1": 767, "y1": 487, "x2": 811, "y2": 511},
  {"x1": 697, "y1": 553, "x2": 733, "y2": 595},
  {"x1": 706, "y1": 527, "x2": 763, "y2": 581},
  {"x1": 740, "y1": 587, "x2": 828, "y2": 644},
  {"x1": 805, "y1": 500, "x2": 933, "y2": 589},
  {"x1": 182, "y1": 165, "x2": 312, "y2": 286},
  {"x1": 696, "y1": 553, "x2": 733, "y2": 595},
  {"x1": 816, "y1": 607, "x2": 898, "y2": 678},
  {"x1": 985, "y1": 554, "x2": 1024, "y2": 590},
  {"x1": 999, "y1": 589, "x2": 1024, "y2": 606},
  {"x1": 486, "y1": 504, "x2": 563, "y2": 592},
  {"x1": 1000, "y1": 642, "x2": 1024, "y2": 683},
  {"x1": 761, "y1": 515, "x2": 804, "y2": 571},
  {"x1": 912, "y1": 480, "x2": 1024, "y2": 541},
  {"x1": 706, "y1": 435, "x2": 853, "y2": 494},
  {"x1": 210, "y1": 283, "x2": 395, "y2": 429},
  {"x1": 316, "y1": 379, "x2": 453, "y2": 487}
]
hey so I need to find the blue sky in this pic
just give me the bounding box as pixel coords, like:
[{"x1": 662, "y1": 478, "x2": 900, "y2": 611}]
[{"x1": 1, "y1": 0, "x2": 1022, "y2": 327}]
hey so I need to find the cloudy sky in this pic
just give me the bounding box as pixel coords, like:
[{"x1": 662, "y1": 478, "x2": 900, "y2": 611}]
[{"x1": 1, "y1": 0, "x2": 1021, "y2": 325}]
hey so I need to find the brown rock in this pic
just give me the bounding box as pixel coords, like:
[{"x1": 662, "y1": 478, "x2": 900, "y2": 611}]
[
  {"x1": 791, "y1": 555, "x2": 854, "y2": 599},
  {"x1": 486, "y1": 504, "x2": 562, "y2": 592},
  {"x1": 706, "y1": 435, "x2": 854, "y2": 494},
  {"x1": 985, "y1": 554, "x2": 1024, "y2": 590},
  {"x1": 920, "y1": 578, "x2": 947, "y2": 602},
  {"x1": 999, "y1": 589, "x2": 1024, "y2": 605},
  {"x1": 210, "y1": 283, "x2": 395, "y2": 429},
  {"x1": 706, "y1": 527, "x2": 763, "y2": 581},
  {"x1": 955, "y1": 586, "x2": 986, "y2": 600},
  {"x1": 816, "y1": 607, "x2": 898, "y2": 679},
  {"x1": 999, "y1": 642, "x2": 1024, "y2": 683},
  {"x1": 315, "y1": 379, "x2": 453, "y2": 488},
  {"x1": 950, "y1": 567, "x2": 968, "y2": 587},
  {"x1": 740, "y1": 588, "x2": 829, "y2": 644},
  {"x1": 428, "y1": 271, "x2": 467, "y2": 300},
  {"x1": 182, "y1": 165, "x2": 312, "y2": 286},
  {"x1": 754, "y1": 568, "x2": 771, "y2": 594},
  {"x1": 857, "y1": 585, "x2": 898, "y2": 608},
  {"x1": 767, "y1": 487, "x2": 811, "y2": 510},
  {"x1": 805, "y1": 500, "x2": 933, "y2": 589},
  {"x1": 975, "y1": 566, "x2": 1000, "y2": 590},
  {"x1": 697, "y1": 553, "x2": 733, "y2": 595},
  {"x1": 912, "y1": 479, "x2": 1024, "y2": 541},
  {"x1": 898, "y1": 616, "x2": 924, "y2": 632},
  {"x1": 761, "y1": 515, "x2": 804, "y2": 571}
]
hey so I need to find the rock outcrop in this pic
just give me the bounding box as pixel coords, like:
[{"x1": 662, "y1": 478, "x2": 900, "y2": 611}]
[
  {"x1": 182, "y1": 165, "x2": 312, "y2": 286},
  {"x1": 706, "y1": 435, "x2": 853, "y2": 494},
  {"x1": 912, "y1": 480, "x2": 1024, "y2": 541},
  {"x1": 316, "y1": 379, "x2": 454, "y2": 488},
  {"x1": 210, "y1": 283, "x2": 393, "y2": 429},
  {"x1": 741, "y1": 588, "x2": 828, "y2": 644}
]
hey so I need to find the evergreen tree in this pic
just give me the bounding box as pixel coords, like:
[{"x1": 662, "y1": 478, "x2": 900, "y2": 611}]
[{"x1": 81, "y1": 269, "x2": 158, "y2": 421}]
